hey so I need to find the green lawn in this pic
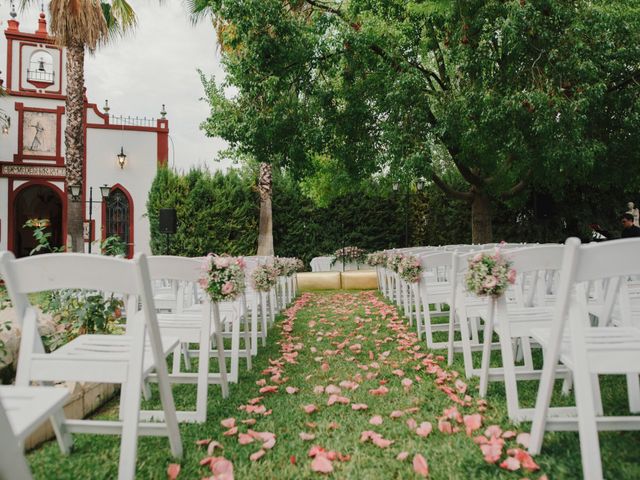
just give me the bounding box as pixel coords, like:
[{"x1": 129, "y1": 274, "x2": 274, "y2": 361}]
[{"x1": 27, "y1": 291, "x2": 640, "y2": 479}]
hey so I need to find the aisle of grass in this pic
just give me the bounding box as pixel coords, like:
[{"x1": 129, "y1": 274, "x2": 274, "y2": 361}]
[{"x1": 27, "y1": 291, "x2": 640, "y2": 479}]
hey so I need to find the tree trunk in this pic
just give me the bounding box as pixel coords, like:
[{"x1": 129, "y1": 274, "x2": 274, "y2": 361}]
[
  {"x1": 65, "y1": 43, "x2": 85, "y2": 252},
  {"x1": 256, "y1": 162, "x2": 274, "y2": 255},
  {"x1": 471, "y1": 192, "x2": 493, "y2": 244}
]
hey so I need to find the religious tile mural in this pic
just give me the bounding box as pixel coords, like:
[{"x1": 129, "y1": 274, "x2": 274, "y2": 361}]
[{"x1": 22, "y1": 111, "x2": 56, "y2": 156}]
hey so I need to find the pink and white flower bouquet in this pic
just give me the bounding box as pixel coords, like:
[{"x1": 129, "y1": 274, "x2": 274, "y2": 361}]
[
  {"x1": 200, "y1": 254, "x2": 246, "y2": 302},
  {"x1": 274, "y1": 257, "x2": 299, "y2": 277},
  {"x1": 398, "y1": 255, "x2": 422, "y2": 283},
  {"x1": 252, "y1": 264, "x2": 280, "y2": 292},
  {"x1": 386, "y1": 253, "x2": 405, "y2": 273},
  {"x1": 367, "y1": 251, "x2": 387, "y2": 267},
  {"x1": 465, "y1": 248, "x2": 516, "y2": 297},
  {"x1": 332, "y1": 246, "x2": 367, "y2": 266}
]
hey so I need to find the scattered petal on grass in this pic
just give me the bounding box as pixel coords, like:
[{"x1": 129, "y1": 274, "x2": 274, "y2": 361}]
[
  {"x1": 499, "y1": 456, "x2": 520, "y2": 471},
  {"x1": 167, "y1": 463, "x2": 180, "y2": 480},
  {"x1": 396, "y1": 451, "x2": 409, "y2": 461},
  {"x1": 220, "y1": 418, "x2": 236, "y2": 429},
  {"x1": 369, "y1": 415, "x2": 383, "y2": 426},
  {"x1": 299, "y1": 432, "x2": 316, "y2": 441},
  {"x1": 207, "y1": 441, "x2": 224, "y2": 455},
  {"x1": 352, "y1": 403, "x2": 368, "y2": 411},
  {"x1": 238, "y1": 433, "x2": 254, "y2": 445},
  {"x1": 516, "y1": 432, "x2": 531, "y2": 448},
  {"x1": 196, "y1": 439, "x2": 211, "y2": 446},
  {"x1": 223, "y1": 427, "x2": 238, "y2": 436},
  {"x1": 416, "y1": 422, "x2": 433, "y2": 437},
  {"x1": 250, "y1": 449, "x2": 266, "y2": 462},
  {"x1": 286, "y1": 386, "x2": 299, "y2": 394},
  {"x1": 390, "y1": 410, "x2": 404, "y2": 418},
  {"x1": 413, "y1": 454, "x2": 429, "y2": 477},
  {"x1": 311, "y1": 455, "x2": 334, "y2": 474},
  {"x1": 401, "y1": 378, "x2": 413, "y2": 391},
  {"x1": 259, "y1": 385, "x2": 278, "y2": 394},
  {"x1": 463, "y1": 414, "x2": 483, "y2": 436},
  {"x1": 485, "y1": 425, "x2": 502, "y2": 438},
  {"x1": 303, "y1": 404, "x2": 318, "y2": 414},
  {"x1": 508, "y1": 448, "x2": 540, "y2": 471},
  {"x1": 325, "y1": 384, "x2": 342, "y2": 395},
  {"x1": 313, "y1": 386, "x2": 325, "y2": 394},
  {"x1": 438, "y1": 419, "x2": 452, "y2": 434},
  {"x1": 369, "y1": 386, "x2": 389, "y2": 396},
  {"x1": 406, "y1": 418, "x2": 418, "y2": 430},
  {"x1": 328, "y1": 422, "x2": 340, "y2": 430}
]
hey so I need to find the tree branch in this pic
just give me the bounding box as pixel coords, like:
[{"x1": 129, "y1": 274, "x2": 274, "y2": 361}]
[
  {"x1": 431, "y1": 173, "x2": 473, "y2": 201},
  {"x1": 452, "y1": 158, "x2": 485, "y2": 187},
  {"x1": 500, "y1": 177, "x2": 529, "y2": 199},
  {"x1": 607, "y1": 70, "x2": 640, "y2": 93}
]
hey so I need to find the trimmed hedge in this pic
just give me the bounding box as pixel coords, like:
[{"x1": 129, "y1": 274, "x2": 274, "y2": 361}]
[{"x1": 147, "y1": 167, "x2": 628, "y2": 266}]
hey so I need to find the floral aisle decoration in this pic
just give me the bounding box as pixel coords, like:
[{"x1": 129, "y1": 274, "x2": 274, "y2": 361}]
[
  {"x1": 398, "y1": 255, "x2": 422, "y2": 283},
  {"x1": 252, "y1": 264, "x2": 280, "y2": 292},
  {"x1": 386, "y1": 253, "x2": 405, "y2": 273},
  {"x1": 274, "y1": 257, "x2": 299, "y2": 277},
  {"x1": 465, "y1": 249, "x2": 516, "y2": 297},
  {"x1": 367, "y1": 251, "x2": 387, "y2": 267},
  {"x1": 200, "y1": 254, "x2": 246, "y2": 302},
  {"x1": 331, "y1": 246, "x2": 367, "y2": 267}
]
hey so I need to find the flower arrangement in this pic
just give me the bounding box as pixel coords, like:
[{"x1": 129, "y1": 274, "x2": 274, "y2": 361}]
[
  {"x1": 465, "y1": 249, "x2": 516, "y2": 297},
  {"x1": 332, "y1": 246, "x2": 367, "y2": 266},
  {"x1": 274, "y1": 257, "x2": 299, "y2": 277},
  {"x1": 397, "y1": 255, "x2": 422, "y2": 283},
  {"x1": 367, "y1": 251, "x2": 387, "y2": 267},
  {"x1": 294, "y1": 258, "x2": 305, "y2": 272},
  {"x1": 252, "y1": 264, "x2": 280, "y2": 292},
  {"x1": 386, "y1": 253, "x2": 405, "y2": 273},
  {"x1": 200, "y1": 254, "x2": 246, "y2": 302}
]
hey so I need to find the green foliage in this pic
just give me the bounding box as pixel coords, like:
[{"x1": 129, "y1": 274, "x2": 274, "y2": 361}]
[
  {"x1": 99, "y1": 235, "x2": 126, "y2": 257},
  {"x1": 23, "y1": 218, "x2": 64, "y2": 255},
  {"x1": 40, "y1": 290, "x2": 124, "y2": 351}
]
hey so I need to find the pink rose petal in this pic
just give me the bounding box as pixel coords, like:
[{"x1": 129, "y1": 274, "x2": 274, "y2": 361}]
[
  {"x1": 311, "y1": 454, "x2": 334, "y2": 474},
  {"x1": 238, "y1": 433, "x2": 254, "y2": 445},
  {"x1": 299, "y1": 432, "x2": 316, "y2": 441},
  {"x1": 499, "y1": 456, "x2": 520, "y2": 471},
  {"x1": 396, "y1": 451, "x2": 409, "y2": 461},
  {"x1": 286, "y1": 386, "x2": 299, "y2": 394},
  {"x1": 167, "y1": 463, "x2": 180, "y2": 480},
  {"x1": 369, "y1": 415, "x2": 383, "y2": 425},
  {"x1": 413, "y1": 454, "x2": 429, "y2": 477},
  {"x1": 303, "y1": 404, "x2": 318, "y2": 414},
  {"x1": 249, "y1": 449, "x2": 266, "y2": 462},
  {"x1": 416, "y1": 421, "x2": 433, "y2": 437},
  {"x1": 220, "y1": 417, "x2": 236, "y2": 429}
]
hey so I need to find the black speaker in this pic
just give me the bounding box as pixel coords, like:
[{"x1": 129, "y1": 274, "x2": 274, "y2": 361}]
[{"x1": 159, "y1": 209, "x2": 177, "y2": 234}]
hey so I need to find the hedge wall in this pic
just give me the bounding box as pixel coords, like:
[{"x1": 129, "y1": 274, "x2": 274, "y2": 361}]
[{"x1": 147, "y1": 167, "x2": 629, "y2": 266}]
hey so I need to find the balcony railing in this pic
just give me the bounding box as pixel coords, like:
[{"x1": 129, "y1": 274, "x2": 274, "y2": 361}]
[
  {"x1": 27, "y1": 69, "x2": 54, "y2": 83},
  {"x1": 108, "y1": 115, "x2": 157, "y2": 128}
]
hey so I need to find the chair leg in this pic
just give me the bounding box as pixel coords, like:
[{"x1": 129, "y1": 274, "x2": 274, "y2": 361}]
[
  {"x1": 573, "y1": 368, "x2": 604, "y2": 479},
  {"x1": 229, "y1": 317, "x2": 240, "y2": 383},
  {"x1": 626, "y1": 374, "x2": 640, "y2": 413},
  {"x1": 478, "y1": 300, "x2": 495, "y2": 398},
  {"x1": 172, "y1": 345, "x2": 182, "y2": 374},
  {"x1": 212, "y1": 304, "x2": 229, "y2": 398},
  {"x1": 50, "y1": 409, "x2": 73, "y2": 455},
  {"x1": 260, "y1": 293, "x2": 268, "y2": 347},
  {"x1": 243, "y1": 312, "x2": 253, "y2": 371}
]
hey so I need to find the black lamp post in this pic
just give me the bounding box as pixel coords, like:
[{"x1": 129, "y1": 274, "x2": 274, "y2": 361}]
[
  {"x1": 69, "y1": 184, "x2": 111, "y2": 253},
  {"x1": 393, "y1": 179, "x2": 424, "y2": 247}
]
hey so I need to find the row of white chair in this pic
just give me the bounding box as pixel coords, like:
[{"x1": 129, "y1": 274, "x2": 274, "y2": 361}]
[
  {"x1": 0, "y1": 252, "x2": 297, "y2": 479},
  {"x1": 378, "y1": 238, "x2": 640, "y2": 480}
]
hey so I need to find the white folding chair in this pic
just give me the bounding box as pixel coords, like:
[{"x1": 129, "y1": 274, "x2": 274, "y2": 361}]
[
  {"x1": 528, "y1": 237, "x2": 640, "y2": 479},
  {"x1": 144, "y1": 256, "x2": 229, "y2": 423},
  {"x1": 0, "y1": 252, "x2": 183, "y2": 480},
  {"x1": 476, "y1": 245, "x2": 573, "y2": 422},
  {"x1": 0, "y1": 385, "x2": 70, "y2": 479}
]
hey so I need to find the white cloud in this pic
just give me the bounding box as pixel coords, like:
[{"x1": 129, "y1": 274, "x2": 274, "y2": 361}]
[{"x1": 0, "y1": 1, "x2": 232, "y2": 172}]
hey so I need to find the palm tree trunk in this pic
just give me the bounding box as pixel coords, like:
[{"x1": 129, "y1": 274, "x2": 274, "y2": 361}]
[
  {"x1": 256, "y1": 162, "x2": 274, "y2": 256},
  {"x1": 65, "y1": 43, "x2": 85, "y2": 252}
]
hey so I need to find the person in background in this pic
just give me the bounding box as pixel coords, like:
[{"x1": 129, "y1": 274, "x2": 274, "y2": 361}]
[
  {"x1": 592, "y1": 213, "x2": 640, "y2": 240},
  {"x1": 620, "y1": 213, "x2": 640, "y2": 238}
]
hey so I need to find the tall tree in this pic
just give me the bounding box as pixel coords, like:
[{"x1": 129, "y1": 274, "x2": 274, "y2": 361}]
[
  {"x1": 194, "y1": 0, "x2": 314, "y2": 255},
  {"x1": 22, "y1": 0, "x2": 137, "y2": 252},
  {"x1": 192, "y1": 0, "x2": 640, "y2": 243}
]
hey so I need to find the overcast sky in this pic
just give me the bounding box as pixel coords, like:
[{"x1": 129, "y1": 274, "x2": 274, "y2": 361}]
[{"x1": 0, "y1": 1, "x2": 231, "y2": 172}]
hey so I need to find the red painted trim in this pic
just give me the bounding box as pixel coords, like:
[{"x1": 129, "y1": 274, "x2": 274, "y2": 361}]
[
  {"x1": 5, "y1": 30, "x2": 55, "y2": 44},
  {"x1": 7, "y1": 37, "x2": 13, "y2": 91},
  {"x1": 157, "y1": 129, "x2": 168, "y2": 167},
  {"x1": 86, "y1": 123, "x2": 166, "y2": 133},
  {"x1": 101, "y1": 184, "x2": 134, "y2": 258},
  {"x1": 7, "y1": 179, "x2": 67, "y2": 255},
  {"x1": 6, "y1": 91, "x2": 66, "y2": 100},
  {"x1": 13, "y1": 103, "x2": 65, "y2": 165},
  {"x1": 86, "y1": 102, "x2": 110, "y2": 123},
  {"x1": 18, "y1": 42, "x2": 62, "y2": 95}
]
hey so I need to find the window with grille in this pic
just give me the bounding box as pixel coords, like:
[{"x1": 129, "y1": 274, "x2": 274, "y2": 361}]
[{"x1": 105, "y1": 189, "x2": 131, "y2": 256}]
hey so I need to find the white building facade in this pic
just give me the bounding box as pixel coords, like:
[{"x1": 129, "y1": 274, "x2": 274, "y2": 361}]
[{"x1": 0, "y1": 12, "x2": 167, "y2": 257}]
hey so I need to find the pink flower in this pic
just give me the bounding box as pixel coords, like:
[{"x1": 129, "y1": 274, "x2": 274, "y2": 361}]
[
  {"x1": 507, "y1": 268, "x2": 517, "y2": 284},
  {"x1": 473, "y1": 253, "x2": 483, "y2": 262},
  {"x1": 221, "y1": 281, "x2": 235, "y2": 295},
  {"x1": 214, "y1": 256, "x2": 232, "y2": 268},
  {"x1": 483, "y1": 275, "x2": 498, "y2": 289},
  {"x1": 236, "y1": 257, "x2": 246, "y2": 268}
]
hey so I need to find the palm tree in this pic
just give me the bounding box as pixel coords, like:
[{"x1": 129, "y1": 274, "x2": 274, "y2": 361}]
[
  {"x1": 21, "y1": 0, "x2": 137, "y2": 252},
  {"x1": 188, "y1": 1, "x2": 276, "y2": 256}
]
